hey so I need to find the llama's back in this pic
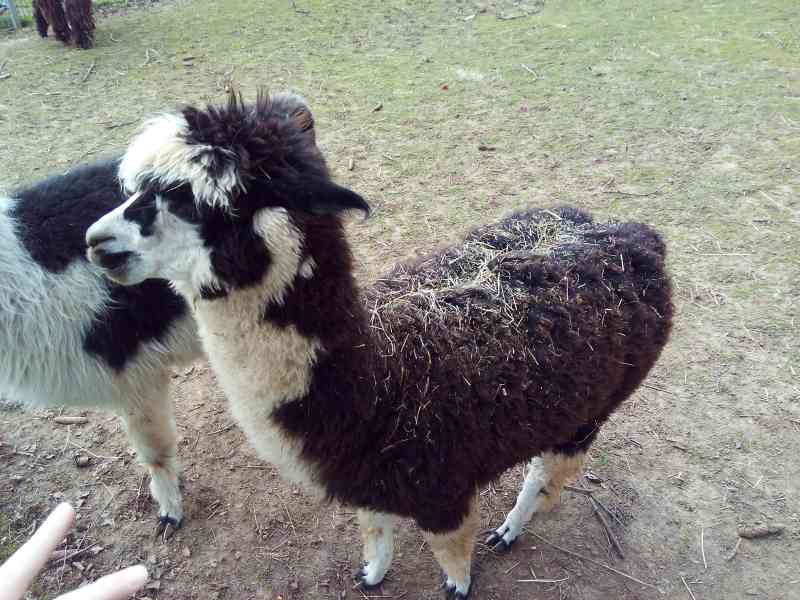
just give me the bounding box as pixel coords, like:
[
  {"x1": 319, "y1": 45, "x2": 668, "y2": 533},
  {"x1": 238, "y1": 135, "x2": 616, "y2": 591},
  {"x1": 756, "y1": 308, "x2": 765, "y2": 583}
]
[
  {"x1": 0, "y1": 162, "x2": 199, "y2": 409},
  {"x1": 365, "y1": 207, "x2": 672, "y2": 489}
]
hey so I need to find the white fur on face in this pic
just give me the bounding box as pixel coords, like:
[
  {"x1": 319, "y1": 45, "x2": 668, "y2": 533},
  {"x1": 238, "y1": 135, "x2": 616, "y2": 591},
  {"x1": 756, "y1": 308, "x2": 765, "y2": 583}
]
[
  {"x1": 119, "y1": 113, "x2": 241, "y2": 210},
  {"x1": 87, "y1": 193, "x2": 221, "y2": 295}
]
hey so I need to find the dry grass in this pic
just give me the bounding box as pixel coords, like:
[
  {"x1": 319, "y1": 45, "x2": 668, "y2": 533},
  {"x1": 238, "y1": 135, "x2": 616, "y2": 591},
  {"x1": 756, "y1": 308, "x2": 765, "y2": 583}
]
[{"x1": 369, "y1": 209, "x2": 593, "y2": 332}]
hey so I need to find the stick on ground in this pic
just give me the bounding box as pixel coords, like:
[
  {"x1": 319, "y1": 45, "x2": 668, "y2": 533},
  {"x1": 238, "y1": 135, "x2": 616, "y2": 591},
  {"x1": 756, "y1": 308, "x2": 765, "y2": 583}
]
[
  {"x1": 526, "y1": 530, "x2": 658, "y2": 590},
  {"x1": 680, "y1": 574, "x2": 697, "y2": 600},
  {"x1": 589, "y1": 495, "x2": 625, "y2": 559}
]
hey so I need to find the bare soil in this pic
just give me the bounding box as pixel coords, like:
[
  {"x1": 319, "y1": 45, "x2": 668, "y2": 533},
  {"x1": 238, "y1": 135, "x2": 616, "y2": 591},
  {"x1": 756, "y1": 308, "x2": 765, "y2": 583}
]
[{"x1": 1, "y1": 0, "x2": 798, "y2": 599}]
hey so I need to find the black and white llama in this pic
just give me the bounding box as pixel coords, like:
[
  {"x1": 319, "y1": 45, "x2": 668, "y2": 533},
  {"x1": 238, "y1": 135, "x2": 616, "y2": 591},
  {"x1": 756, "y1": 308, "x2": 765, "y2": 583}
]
[
  {"x1": 85, "y1": 92, "x2": 673, "y2": 598},
  {"x1": 1, "y1": 159, "x2": 201, "y2": 535}
]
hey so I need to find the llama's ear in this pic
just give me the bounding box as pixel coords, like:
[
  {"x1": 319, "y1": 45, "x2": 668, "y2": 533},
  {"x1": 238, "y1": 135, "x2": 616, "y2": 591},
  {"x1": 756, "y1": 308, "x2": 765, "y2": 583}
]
[
  {"x1": 290, "y1": 106, "x2": 314, "y2": 134},
  {"x1": 291, "y1": 179, "x2": 370, "y2": 217}
]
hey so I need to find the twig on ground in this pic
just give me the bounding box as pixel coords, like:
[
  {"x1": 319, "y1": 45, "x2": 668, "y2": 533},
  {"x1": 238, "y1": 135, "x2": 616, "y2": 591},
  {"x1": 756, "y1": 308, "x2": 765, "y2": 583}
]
[
  {"x1": 566, "y1": 484, "x2": 626, "y2": 529},
  {"x1": 54, "y1": 416, "x2": 88, "y2": 425},
  {"x1": 700, "y1": 527, "x2": 707, "y2": 569},
  {"x1": 49, "y1": 544, "x2": 102, "y2": 563},
  {"x1": 504, "y1": 561, "x2": 521, "y2": 574},
  {"x1": 279, "y1": 497, "x2": 297, "y2": 538},
  {"x1": 81, "y1": 61, "x2": 96, "y2": 83},
  {"x1": 642, "y1": 382, "x2": 673, "y2": 394},
  {"x1": 602, "y1": 189, "x2": 661, "y2": 197},
  {"x1": 589, "y1": 494, "x2": 624, "y2": 559},
  {"x1": 67, "y1": 441, "x2": 120, "y2": 461},
  {"x1": 141, "y1": 48, "x2": 158, "y2": 67},
  {"x1": 680, "y1": 574, "x2": 697, "y2": 600},
  {"x1": 209, "y1": 423, "x2": 235, "y2": 435},
  {"x1": 725, "y1": 537, "x2": 741, "y2": 561},
  {"x1": 517, "y1": 576, "x2": 569, "y2": 583},
  {"x1": 290, "y1": 0, "x2": 309, "y2": 14},
  {"x1": 103, "y1": 120, "x2": 137, "y2": 130},
  {"x1": 521, "y1": 64, "x2": 539, "y2": 79},
  {"x1": 526, "y1": 530, "x2": 658, "y2": 590}
]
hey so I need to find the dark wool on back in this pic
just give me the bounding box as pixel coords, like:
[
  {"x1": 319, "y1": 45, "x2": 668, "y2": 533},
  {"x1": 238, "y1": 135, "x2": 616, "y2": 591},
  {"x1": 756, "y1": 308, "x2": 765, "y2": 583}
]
[{"x1": 272, "y1": 206, "x2": 673, "y2": 532}]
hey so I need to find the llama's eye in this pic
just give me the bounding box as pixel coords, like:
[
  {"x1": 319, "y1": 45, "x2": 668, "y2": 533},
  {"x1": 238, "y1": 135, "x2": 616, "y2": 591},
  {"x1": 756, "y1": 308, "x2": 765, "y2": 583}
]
[{"x1": 163, "y1": 184, "x2": 201, "y2": 223}]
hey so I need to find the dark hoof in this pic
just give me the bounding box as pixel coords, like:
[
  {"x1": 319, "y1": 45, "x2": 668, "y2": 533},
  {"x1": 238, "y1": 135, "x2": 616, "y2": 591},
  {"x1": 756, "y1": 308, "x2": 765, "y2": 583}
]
[
  {"x1": 445, "y1": 583, "x2": 469, "y2": 599},
  {"x1": 485, "y1": 529, "x2": 514, "y2": 552},
  {"x1": 155, "y1": 515, "x2": 182, "y2": 540},
  {"x1": 353, "y1": 565, "x2": 381, "y2": 590}
]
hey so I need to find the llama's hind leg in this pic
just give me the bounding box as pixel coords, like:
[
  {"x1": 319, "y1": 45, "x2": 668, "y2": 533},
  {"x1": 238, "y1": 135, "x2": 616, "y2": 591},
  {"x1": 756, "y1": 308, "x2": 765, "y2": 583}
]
[
  {"x1": 33, "y1": 1, "x2": 49, "y2": 38},
  {"x1": 423, "y1": 492, "x2": 480, "y2": 599},
  {"x1": 486, "y1": 451, "x2": 585, "y2": 551},
  {"x1": 118, "y1": 378, "x2": 183, "y2": 537},
  {"x1": 354, "y1": 510, "x2": 398, "y2": 588}
]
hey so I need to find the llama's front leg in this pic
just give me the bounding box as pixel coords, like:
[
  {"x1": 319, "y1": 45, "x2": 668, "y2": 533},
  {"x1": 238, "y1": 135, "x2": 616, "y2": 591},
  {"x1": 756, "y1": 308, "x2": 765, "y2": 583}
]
[
  {"x1": 118, "y1": 383, "x2": 183, "y2": 537},
  {"x1": 354, "y1": 510, "x2": 398, "y2": 588},
  {"x1": 423, "y1": 493, "x2": 480, "y2": 599},
  {"x1": 486, "y1": 452, "x2": 585, "y2": 551}
]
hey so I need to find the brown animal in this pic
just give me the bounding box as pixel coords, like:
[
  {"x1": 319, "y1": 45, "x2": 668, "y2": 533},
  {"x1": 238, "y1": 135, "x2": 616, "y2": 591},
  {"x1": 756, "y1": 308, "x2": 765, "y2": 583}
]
[
  {"x1": 85, "y1": 92, "x2": 674, "y2": 599},
  {"x1": 33, "y1": 0, "x2": 94, "y2": 49}
]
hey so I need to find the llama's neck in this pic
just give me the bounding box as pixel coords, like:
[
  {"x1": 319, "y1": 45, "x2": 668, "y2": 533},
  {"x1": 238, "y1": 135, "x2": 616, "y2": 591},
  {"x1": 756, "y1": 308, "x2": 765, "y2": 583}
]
[{"x1": 193, "y1": 208, "x2": 369, "y2": 417}]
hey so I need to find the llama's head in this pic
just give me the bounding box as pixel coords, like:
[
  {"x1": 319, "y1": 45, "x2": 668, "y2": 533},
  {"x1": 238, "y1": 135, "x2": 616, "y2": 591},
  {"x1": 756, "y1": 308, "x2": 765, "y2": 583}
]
[{"x1": 86, "y1": 92, "x2": 368, "y2": 298}]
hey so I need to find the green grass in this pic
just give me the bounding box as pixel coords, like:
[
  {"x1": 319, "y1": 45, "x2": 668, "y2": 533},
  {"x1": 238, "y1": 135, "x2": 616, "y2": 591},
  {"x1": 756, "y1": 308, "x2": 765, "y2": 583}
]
[
  {"x1": 0, "y1": 513, "x2": 19, "y2": 563},
  {"x1": 1, "y1": 2, "x2": 799, "y2": 596}
]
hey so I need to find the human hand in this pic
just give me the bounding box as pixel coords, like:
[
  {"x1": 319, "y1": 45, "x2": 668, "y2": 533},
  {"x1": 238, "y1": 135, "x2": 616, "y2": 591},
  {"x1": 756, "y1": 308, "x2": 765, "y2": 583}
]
[{"x1": 0, "y1": 503, "x2": 148, "y2": 600}]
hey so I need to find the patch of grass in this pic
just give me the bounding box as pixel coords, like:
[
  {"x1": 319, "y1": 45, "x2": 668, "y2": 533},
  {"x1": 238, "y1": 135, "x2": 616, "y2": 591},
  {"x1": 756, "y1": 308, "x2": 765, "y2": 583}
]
[{"x1": 0, "y1": 513, "x2": 19, "y2": 563}]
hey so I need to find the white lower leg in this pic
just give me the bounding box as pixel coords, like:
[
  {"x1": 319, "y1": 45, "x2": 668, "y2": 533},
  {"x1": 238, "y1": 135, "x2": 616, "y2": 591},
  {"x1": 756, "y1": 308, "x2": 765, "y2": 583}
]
[
  {"x1": 119, "y1": 389, "x2": 183, "y2": 524},
  {"x1": 426, "y1": 493, "x2": 479, "y2": 598},
  {"x1": 491, "y1": 457, "x2": 548, "y2": 546},
  {"x1": 358, "y1": 510, "x2": 397, "y2": 586}
]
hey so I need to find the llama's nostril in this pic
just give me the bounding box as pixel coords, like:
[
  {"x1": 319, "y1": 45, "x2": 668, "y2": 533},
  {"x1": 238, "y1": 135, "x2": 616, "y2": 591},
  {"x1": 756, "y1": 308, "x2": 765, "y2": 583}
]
[{"x1": 87, "y1": 234, "x2": 114, "y2": 248}]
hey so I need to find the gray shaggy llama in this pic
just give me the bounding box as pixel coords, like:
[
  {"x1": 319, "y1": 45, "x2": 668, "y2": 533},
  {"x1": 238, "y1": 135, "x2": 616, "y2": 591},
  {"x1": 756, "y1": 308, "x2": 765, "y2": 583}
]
[
  {"x1": 85, "y1": 92, "x2": 673, "y2": 599},
  {"x1": 1, "y1": 158, "x2": 201, "y2": 536}
]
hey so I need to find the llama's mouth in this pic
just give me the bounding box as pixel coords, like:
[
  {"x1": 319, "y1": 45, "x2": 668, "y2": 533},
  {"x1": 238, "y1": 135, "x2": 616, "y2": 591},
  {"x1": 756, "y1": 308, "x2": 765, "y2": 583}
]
[{"x1": 87, "y1": 246, "x2": 135, "y2": 281}]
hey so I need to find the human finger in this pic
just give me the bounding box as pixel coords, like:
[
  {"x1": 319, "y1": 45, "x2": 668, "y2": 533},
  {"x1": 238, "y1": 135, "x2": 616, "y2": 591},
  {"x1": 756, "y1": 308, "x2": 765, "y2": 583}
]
[
  {"x1": 0, "y1": 503, "x2": 75, "y2": 600},
  {"x1": 54, "y1": 565, "x2": 148, "y2": 600}
]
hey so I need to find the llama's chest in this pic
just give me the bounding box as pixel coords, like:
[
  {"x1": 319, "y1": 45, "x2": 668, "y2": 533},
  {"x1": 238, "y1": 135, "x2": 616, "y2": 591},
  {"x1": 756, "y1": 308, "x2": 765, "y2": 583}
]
[{"x1": 197, "y1": 312, "x2": 324, "y2": 493}]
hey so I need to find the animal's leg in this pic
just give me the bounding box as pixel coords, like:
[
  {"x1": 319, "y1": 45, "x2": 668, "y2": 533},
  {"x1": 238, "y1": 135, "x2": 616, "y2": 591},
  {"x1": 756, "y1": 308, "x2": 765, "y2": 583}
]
[
  {"x1": 486, "y1": 451, "x2": 585, "y2": 551},
  {"x1": 66, "y1": 0, "x2": 94, "y2": 49},
  {"x1": 46, "y1": 0, "x2": 71, "y2": 44},
  {"x1": 354, "y1": 510, "x2": 398, "y2": 588},
  {"x1": 33, "y1": 1, "x2": 49, "y2": 38},
  {"x1": 537, "y1": 451, "x2": 586, "y2": 512},
  {"x1": 118, "y1": 379, "x2": 183, "y2": 537},
  {"x1": 423, "y1": 492, "x2": 479, "y2": 599}
]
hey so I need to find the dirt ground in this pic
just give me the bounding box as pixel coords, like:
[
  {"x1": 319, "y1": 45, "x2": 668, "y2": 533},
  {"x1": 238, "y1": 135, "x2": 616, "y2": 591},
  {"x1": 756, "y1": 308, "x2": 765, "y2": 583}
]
[{"x1": 1, "y1": 0, "x2": 799, "y2": 599}]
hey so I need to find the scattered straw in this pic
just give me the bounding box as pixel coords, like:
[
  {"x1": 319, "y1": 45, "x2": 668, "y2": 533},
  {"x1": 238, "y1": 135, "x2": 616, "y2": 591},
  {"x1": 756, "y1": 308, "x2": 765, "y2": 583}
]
[{"x1": 368, "y1": 210, "x2": 594, "y2": 336}]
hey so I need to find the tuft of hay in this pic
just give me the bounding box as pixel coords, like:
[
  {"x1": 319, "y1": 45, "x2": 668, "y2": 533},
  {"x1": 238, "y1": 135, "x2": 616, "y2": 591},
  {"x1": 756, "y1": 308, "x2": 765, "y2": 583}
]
[{"x1": 367, "y1": 209, "x2": 596, "y2": 337}]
